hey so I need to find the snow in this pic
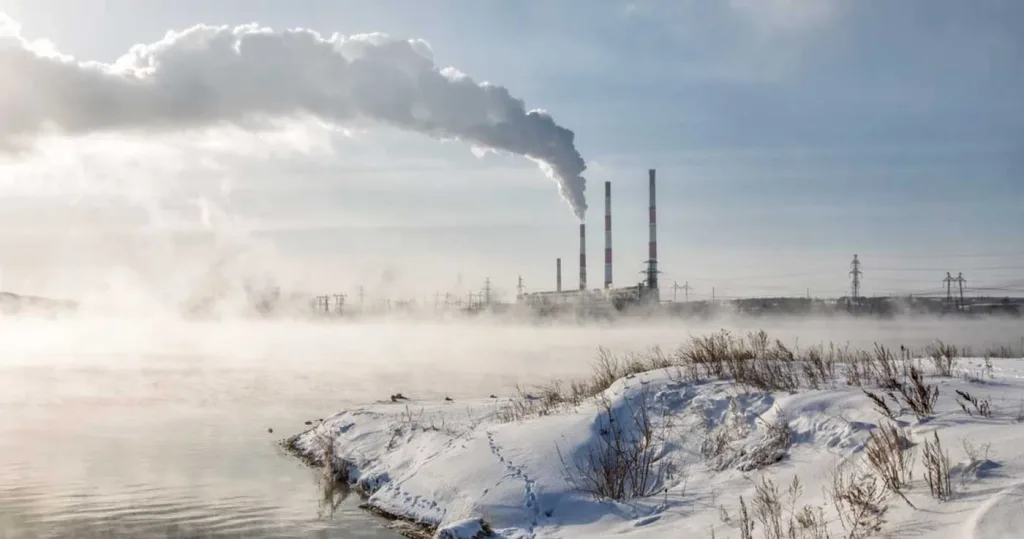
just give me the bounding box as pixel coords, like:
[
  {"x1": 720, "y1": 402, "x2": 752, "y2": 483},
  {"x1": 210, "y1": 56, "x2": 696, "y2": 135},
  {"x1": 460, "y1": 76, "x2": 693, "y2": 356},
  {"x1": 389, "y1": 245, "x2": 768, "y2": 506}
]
[{"x1": 290, "y1": 356, "x2": 1024, "y2": 539}]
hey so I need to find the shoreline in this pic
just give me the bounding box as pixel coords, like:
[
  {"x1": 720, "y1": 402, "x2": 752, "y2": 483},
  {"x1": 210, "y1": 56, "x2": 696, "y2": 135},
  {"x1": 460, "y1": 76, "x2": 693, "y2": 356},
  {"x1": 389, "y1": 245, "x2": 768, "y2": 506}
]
[
  {"x1": 282, "y1": 433, "x2": 437, "y2": 539},
  {"x1": 282, "y1": 335, "x2": 1024, "y2": 539}
]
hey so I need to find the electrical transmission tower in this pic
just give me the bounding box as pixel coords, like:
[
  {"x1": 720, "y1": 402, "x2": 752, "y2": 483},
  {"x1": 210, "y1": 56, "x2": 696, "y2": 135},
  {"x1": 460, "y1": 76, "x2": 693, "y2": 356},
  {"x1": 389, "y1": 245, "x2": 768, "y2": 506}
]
[
  {"x1": 672, "y1": 281, "x2": 691, "y2": 302},
  {"x1": 955, "y1": 272, "x2": 967, "y2": 310},
  {"x1": 849, "y1": 254, "x2": 863, "y2": 302},
  {"x1": 943, "y1": 272, "x2": 954, "y2": 308},
  {"x1": 332, "y1": 294, "x2": 346, "y2": 314}
]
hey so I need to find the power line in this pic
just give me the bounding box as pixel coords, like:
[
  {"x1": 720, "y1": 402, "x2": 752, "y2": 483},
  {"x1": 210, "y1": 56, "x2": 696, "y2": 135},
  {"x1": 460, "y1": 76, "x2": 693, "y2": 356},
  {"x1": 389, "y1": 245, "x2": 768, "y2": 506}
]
[
  {"x1": 870, "y1": 266, "x2": 1024, "y2": 272},
  {"x1": 856, "y1": 252, "x2": 1024, "y2": 259}
]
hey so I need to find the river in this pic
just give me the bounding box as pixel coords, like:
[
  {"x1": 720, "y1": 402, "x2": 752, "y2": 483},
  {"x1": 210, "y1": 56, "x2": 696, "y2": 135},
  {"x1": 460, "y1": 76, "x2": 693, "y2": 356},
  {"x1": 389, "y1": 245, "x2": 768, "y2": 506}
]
[{"x1": 0, "y1": 313, "x2": 1019, "y2": 537}]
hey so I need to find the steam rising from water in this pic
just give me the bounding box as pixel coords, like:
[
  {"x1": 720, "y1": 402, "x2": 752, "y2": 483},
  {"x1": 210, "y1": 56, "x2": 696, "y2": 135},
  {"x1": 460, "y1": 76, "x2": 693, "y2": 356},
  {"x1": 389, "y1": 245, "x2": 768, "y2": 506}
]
[
  {"x1": 3, "y1": 314, "x2": 1022, "y2": 402},
  {"x1": 0, "y1": 14, "x2": 587, "y2": 219}
]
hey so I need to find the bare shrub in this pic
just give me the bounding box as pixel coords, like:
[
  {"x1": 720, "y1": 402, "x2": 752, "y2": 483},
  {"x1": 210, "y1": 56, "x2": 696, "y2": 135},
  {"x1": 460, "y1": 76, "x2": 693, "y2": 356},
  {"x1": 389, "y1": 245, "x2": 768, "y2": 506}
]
[
  {"x1": 746, "y1": 340, "x2": 802, "y2": 393},
  {"x1": 311, "y1": 429, "x2": 351, "y2": 519},
  {"x1": 892, "y1": 366, "x2": 938, "y2": 420},
  {"x1": 871, "y1": 344, "x2": 903, "y2": 389},
  {"x1": 591, "y1": 347, "x2": 625, "y2": 392},
  {"x1": 701, "y1": 427, "x2": 736, "y2": 470},
  {"x1": 752, "y1": 476, "x2": 785, "y2": 539},
  {"x1": 862, "y1": 389, "x2": 897, "y2": 420},
  {"x1": 750, "y1": 476, "x2": 831, "y2": 539},
  {"x1": 736, "y1": 496, "x2": 755, "y2": 539},
  {"x1": 962, "y1": 439, "x2": 992, "y2": 464},
  {"x1": 495, "y1": 387, "x2": 536, "y2": 423},
  {"x1": 829, "y1": 464, "x2": 889, "y2": 539},
  {"x1": 926, "y1": 341, "x2": 959, "y2": 377},
  {"x1": 864, "y1": 423, "x2": 915, "y2": 504},
  {"x1": 844, "y1": 350, "x2": 872, "y2": 388},
  {"x1": 685, "y1": 330, "x2": 752, "y2": 379},
  {"x1": 923, "y1": 431, "x2": 952, "y2": 501},
  {"x1": 984, "y1": 344, "x2": 1015, "y2": 359},
  {"x1": 954, "y1": 389, "x2": 992, "y2": 418},
  {"x1": 672, "y1": 349, "x2": 702, "y2": 384},
  {"x1": 701, "y1": 400, "x2": 750, "y2": 471},
  {"x1": 958, "y1": 439, "x2": 994, "y2": 485},
  {"x1": 737, "y1": 411, "x2": 792, "y2": 472},
  {"x1": 793, "y1": 504, "x2": 831, "y2": 539},
  {"x1": 801, "y1": 345, "x2": 837, "y2": 390},
  {"x1": 557, "y1": 393, "x2": 669, "y2": 501}
]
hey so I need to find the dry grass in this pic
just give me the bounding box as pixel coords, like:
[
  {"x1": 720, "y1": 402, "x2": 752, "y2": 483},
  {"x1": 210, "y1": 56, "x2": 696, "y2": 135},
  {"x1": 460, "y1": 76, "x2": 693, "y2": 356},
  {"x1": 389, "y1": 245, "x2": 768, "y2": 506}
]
[
  {"x1": 746, "y1": 476, "x2": 831, "y2": 539},
  {"x1": 497, "y1": 330, "x2": 984, "y2": 426},
  {"x1": 926, "y1": 341, "x2": 960, "y2": 377},
  {"x1": 557, "y1": 392, "x2": 672, "y2": 501},
  {"x1": 864, "y1": 423, "x2": 916, "y2": 505},
  {"x1": 737, "y1": 411, "x2": 793, "y2": 472},
  {"x1": 311, "y1": 429, "x2": 351, "y2": 519},
  {"x1": 954, "y1": 389, "x2": 992, "y2": 418},
  {"x1": 892, "y1": 366, "x2": 939, "y2": 420},
  {"x1": 862, "y1": 389, "x2": 897, "y2": 420},
  {"x1": 829, "y1": 463, "x2": 889, "y2": 539},
  {"x1": 923, "y1": 431, "x2": 953, "y2": 501}
]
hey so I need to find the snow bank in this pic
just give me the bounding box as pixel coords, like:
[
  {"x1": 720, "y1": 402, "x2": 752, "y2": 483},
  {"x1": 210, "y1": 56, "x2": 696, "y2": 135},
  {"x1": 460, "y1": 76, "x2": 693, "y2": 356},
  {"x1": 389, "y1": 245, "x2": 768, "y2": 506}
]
[{"x1": 288, "y1": 357, "x2": 1024, "y2": 538}]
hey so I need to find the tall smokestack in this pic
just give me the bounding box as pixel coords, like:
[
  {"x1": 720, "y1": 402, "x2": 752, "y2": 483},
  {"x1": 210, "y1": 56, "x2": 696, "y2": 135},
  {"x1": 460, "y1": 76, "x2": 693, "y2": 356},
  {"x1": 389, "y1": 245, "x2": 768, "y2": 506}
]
[
  {"x1": 604, "y1": 181, "x2": 612, "y2": 289},
  {"x1": 648, "y1": 169, "x2": 659, "y2": 297},
  {"x1": 556, "y1": 258, "x2": 562, "y2": 292},
  {"x1": 579, "y1": 223, "x2": 587, "y2": 291}
]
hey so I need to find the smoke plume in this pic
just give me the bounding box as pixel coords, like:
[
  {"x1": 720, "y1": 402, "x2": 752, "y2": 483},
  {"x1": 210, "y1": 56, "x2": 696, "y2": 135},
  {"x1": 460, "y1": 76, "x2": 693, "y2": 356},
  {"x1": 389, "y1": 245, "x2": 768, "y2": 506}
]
[{"x1": 0, "y1": 16, "x2": 587, "y2": 219}]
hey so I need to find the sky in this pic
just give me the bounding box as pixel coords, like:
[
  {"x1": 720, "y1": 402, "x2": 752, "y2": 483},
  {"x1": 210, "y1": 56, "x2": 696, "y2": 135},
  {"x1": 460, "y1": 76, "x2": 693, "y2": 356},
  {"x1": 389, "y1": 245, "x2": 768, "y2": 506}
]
[{"x1": 0, "y1": 0, "x2": 1021, "y2": 305}]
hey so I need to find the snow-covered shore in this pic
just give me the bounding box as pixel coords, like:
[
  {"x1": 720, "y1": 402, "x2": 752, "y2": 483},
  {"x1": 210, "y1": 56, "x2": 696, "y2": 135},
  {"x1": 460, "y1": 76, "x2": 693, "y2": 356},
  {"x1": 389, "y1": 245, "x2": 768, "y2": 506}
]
[{"x1": 288, "y1": 355, "x2": 1024, "y2": 539}]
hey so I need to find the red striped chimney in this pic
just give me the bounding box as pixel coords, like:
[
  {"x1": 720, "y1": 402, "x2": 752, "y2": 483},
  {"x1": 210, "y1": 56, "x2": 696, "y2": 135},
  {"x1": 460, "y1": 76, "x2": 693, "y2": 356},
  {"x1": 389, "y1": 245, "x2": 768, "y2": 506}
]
[
  {"x1": 579, "y1": 223, "x2": 587, "y2": 291},
  {"x1": 647, "y1": 169, "x2": 659, "y2": 293},
  {"x1": 604, "y1": 181, "x2": 612, "y2": 289}
]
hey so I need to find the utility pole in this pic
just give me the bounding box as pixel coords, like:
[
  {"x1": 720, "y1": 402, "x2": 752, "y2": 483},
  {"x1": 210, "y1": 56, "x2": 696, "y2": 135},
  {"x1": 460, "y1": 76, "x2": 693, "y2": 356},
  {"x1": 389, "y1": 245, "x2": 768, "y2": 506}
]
[
  {"x1": 332, "y1": 294, "x2": 346, "y2": 315},
  {"x1": 672, "y1": 281, "x2": 691, "y2": 302},
  {"x1": 943, "y1": 272, "x2": 954, "y2": 308},
  {"x1": 955, "y1": 272, "x2": 967, "y2": 311},
  {"x1": 484, "y1": 278, "x2": 492, "y2": 306},
  {"x1": 358, "y1": 285, "x2": 365, "y2": 309},
  {"x1": 516, "y1": 275, "x2": 524, "y2": 299},
  {"x1": 849, "y1": 254, "x2": 863, "y2": 303}
]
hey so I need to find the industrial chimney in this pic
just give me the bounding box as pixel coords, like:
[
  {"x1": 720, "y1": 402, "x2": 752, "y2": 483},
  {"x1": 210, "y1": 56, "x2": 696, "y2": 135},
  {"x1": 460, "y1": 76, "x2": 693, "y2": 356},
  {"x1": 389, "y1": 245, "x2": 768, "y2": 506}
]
[
  {"x1": 579, "y1": 223, "x2": 587, "y2": 291},
  {"x1": 647, "y1": 169, "x2": 659, "y2": 299},
  {"x1": 604, "y1": 181, "x2": 612, "y2": 289},
  {"x1": 556, "y1": 258, "x2": 562, "y2": 292}
]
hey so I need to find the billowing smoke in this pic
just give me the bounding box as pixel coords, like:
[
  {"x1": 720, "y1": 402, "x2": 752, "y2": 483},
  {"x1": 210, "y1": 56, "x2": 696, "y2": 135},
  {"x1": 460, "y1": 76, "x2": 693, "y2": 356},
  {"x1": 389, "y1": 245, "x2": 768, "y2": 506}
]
[{"x1": 0, "y1": 16, "x2": 587, "y2": 219}]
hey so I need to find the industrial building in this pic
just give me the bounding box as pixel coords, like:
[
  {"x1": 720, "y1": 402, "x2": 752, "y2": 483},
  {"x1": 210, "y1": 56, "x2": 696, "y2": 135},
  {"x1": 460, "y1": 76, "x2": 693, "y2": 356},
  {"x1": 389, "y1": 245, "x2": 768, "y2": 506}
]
[{"x1": 517, "y1": 168, "x2": 662, "y2": 311}]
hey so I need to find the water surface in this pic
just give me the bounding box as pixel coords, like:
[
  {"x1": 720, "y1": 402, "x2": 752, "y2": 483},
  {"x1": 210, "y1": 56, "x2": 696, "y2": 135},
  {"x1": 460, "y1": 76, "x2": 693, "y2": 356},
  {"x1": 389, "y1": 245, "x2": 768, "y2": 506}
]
[{"x1": 1, "y1": 314, "x2": 1018, "y2": 537}]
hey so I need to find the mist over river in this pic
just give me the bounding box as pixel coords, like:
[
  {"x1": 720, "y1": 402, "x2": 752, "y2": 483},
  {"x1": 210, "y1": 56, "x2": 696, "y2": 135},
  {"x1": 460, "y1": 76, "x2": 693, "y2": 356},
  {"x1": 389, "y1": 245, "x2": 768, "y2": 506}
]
[{"x1": 1, "y1": 313, "x2": 1020, "y2": 537}]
